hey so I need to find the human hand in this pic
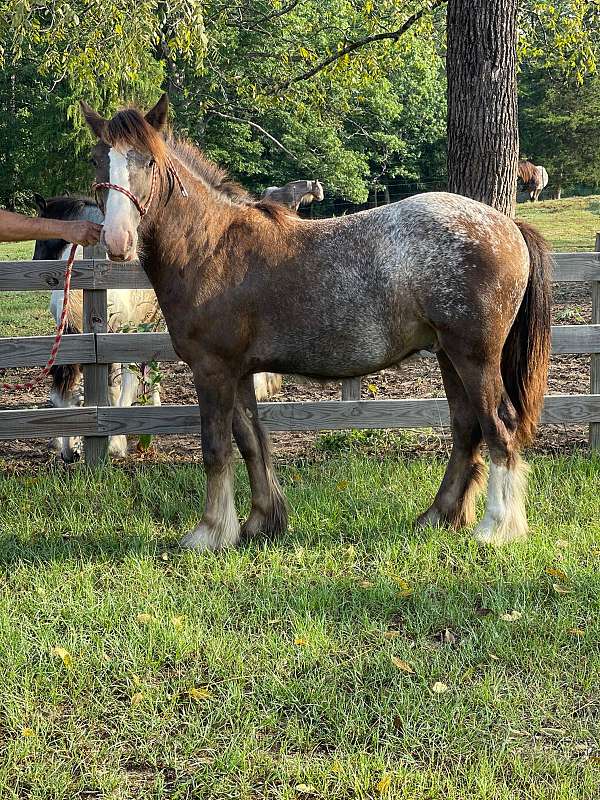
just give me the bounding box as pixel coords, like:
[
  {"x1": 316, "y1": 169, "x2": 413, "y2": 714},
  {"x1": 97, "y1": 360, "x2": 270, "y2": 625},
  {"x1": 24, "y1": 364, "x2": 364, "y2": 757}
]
[{"x1": 60, "y1": 220, "x2": 103, "y2": 246}]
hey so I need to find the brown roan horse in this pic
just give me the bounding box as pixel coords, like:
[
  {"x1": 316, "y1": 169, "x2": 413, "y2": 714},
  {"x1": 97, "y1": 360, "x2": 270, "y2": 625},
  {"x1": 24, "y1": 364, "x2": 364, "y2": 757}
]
[{"x1": 82, "y1": 94, "x2": 552, "y2": 551}]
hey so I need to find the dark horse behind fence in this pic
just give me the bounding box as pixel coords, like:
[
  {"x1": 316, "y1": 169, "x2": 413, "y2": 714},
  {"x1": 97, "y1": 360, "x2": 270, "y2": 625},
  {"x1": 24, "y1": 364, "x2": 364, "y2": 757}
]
[{"x1": 81, "y1": 94, "x2": 552, "y2": 551}]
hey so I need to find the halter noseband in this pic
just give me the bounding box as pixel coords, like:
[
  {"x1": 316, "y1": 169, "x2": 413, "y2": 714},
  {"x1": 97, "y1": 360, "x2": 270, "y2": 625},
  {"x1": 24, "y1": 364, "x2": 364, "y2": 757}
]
[{"x1": 93, "y1": 155, "x2": 188, "y2": 218}]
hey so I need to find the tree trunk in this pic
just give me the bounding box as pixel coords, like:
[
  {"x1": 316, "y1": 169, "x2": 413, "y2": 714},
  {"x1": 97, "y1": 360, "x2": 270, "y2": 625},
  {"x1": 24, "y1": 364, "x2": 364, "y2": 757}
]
[{"x1": 446, "y1": 0, "x2": 519, "y2": 217}]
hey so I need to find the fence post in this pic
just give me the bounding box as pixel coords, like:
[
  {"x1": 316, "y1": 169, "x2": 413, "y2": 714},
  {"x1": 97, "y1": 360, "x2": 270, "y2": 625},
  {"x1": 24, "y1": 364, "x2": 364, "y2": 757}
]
[
  {"x1": 591, "y1": 233, "x2": 600, "y2": 450},
  {"x1": 341, "y1": 378, "x2": 361, "y2": 401},
  {"x1": 82, "y1": 244, "x2": 109, "y2": 466}
]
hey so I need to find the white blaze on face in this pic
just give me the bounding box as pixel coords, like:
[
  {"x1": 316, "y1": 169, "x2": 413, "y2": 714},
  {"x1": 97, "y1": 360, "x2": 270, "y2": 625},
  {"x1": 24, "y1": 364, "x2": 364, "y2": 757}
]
[{"x1": 103, "y1": 147, "x2": 137, "y2": 260}]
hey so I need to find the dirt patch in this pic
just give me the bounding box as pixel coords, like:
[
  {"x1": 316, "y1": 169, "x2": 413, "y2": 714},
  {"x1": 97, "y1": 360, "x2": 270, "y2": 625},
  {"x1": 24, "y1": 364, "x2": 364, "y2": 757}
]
[{"x1": 0, "y1": 283, "x2": 594, "y2": 470}]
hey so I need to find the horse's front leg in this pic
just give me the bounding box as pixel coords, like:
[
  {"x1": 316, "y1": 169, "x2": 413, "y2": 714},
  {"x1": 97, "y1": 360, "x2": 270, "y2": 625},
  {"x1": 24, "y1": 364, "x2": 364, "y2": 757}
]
[
  {"x1": 180, "y1": 368, "x2": 240, "y2": 552},
  {"x1": 232, "y1": 375, "x2": 288, "y2": 540}
]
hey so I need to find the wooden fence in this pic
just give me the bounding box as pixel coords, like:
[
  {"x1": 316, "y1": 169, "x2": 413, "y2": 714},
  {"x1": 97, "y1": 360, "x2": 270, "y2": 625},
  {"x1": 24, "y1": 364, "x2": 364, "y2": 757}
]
[{"x1": 1, "y1": 241, "x2": 599, "y2": 464}]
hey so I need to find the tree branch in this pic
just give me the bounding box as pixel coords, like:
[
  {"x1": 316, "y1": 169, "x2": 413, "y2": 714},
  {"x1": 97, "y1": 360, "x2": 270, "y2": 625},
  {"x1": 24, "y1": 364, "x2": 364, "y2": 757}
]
[
  {"x1": 207, "y1": 109, "x2": 299, "y2": 160},
  {"x1": 271, "y1": 0, "x2": 447, "y2": 93}
]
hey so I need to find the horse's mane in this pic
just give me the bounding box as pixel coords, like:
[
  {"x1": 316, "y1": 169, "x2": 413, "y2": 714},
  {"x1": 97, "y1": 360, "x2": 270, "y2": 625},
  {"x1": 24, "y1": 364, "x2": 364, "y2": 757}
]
[
  {"x1": 518, "y1": 160, "x2": 537, "y2": 184},
  {"x1": 105, "y1": 107, "x2": 295, "y2": 223}
]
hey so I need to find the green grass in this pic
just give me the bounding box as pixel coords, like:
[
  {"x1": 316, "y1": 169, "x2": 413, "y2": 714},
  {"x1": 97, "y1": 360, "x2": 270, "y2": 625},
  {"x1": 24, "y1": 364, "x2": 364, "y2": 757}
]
[
  {"x1": 516, "y1": 195, "x2": 600, "y2": 252},
  {"x1": 0, "y1": 240, "x2": 52, "y2": 337},
  {"x1": 0, "y1": 453, "x2": 598, "y2": 798}
]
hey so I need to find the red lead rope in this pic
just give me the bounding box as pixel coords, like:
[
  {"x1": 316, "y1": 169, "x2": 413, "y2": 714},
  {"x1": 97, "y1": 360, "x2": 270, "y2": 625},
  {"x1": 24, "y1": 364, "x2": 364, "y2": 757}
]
[{"x1": 1, "y1": 242, "x2": 77, "y2": 393}]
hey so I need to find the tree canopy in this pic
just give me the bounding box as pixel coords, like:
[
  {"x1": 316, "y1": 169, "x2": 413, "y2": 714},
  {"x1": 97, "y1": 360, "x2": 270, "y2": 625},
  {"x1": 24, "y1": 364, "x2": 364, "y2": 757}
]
[{"x1": 0, "y1": 0, "x2": 599, "y2": 210}]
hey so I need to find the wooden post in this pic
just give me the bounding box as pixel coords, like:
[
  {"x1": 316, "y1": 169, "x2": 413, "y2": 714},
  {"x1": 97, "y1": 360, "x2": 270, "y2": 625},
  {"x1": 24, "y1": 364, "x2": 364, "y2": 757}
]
[
  {"x1": 341, "y1": 378, "x2": 361, "y2": 401},
  {"x1": 591, "y1": 234, "x2": 600, "y2": 450},
  {"x1": 82, "y1": 244, "x2": 109, "y2": 465}
]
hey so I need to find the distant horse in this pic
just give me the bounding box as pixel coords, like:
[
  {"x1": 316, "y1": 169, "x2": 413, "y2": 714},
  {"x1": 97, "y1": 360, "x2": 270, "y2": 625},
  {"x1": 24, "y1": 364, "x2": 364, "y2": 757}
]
[
  {"x1": 518, "y1": 160, "x2": 549, "y2": 202},
  {"x1": 33, "y1": 194, "x2": 282, "y2": 462},
  {"x1": 262, "y1": 179, "x2": 324, "y2": 211},
  {"x1": 82, "y1": 94, "x2": 551, "y2": 551}
]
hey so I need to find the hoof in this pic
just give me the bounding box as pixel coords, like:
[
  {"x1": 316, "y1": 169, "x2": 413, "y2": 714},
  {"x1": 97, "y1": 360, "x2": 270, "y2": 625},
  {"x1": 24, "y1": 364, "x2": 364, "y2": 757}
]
[
  {"x1": 180, "y1": 526, "x2": 223, "y2": 552},
  {"x1": 180, "y1": 517, "x2": 241, "y2": 552},
  {"x1": 415, "y1": 506, "x2": 444, "y2": 529},
  {"x1": 473, "y1": 519, "x2": 528, "y2": 546}
]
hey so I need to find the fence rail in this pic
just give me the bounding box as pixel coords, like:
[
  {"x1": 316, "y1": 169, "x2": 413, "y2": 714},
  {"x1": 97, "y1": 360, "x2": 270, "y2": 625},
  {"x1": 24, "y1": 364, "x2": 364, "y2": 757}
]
[{"x1": 1, "y1": 248, "x2": 599, "y2": 462}]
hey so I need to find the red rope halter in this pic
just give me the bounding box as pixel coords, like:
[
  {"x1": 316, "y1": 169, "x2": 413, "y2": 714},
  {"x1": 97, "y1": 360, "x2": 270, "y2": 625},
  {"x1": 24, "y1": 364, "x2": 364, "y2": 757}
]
[
  {"x1": 1, "y1": 243, "x2": 77, "y2": 393},
  {"x1": 92, "y1": 156, "x2": 187, "y2": 218}
]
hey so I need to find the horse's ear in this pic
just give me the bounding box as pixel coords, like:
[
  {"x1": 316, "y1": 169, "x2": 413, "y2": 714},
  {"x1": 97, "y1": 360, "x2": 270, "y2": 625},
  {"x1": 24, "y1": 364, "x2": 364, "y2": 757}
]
[
  {"x1": 32, "y1": 192, "x2": 46, "y2": 212},
  {"x1": 80, "y1": 101, "x2": 107, "y2": 139},
  {"x1": 145, "y1": 93, "x2": 169, "y2": 132}
]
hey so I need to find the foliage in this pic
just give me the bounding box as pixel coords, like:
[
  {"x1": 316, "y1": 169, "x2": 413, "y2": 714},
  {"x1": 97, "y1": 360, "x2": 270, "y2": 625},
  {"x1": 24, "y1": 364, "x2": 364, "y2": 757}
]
[
  {"x1": 520, "y1": 65, "x2": 600, "y2": 193},
  {"x1": 1, "y1": 1, "x2": 600, "y2": 209}
]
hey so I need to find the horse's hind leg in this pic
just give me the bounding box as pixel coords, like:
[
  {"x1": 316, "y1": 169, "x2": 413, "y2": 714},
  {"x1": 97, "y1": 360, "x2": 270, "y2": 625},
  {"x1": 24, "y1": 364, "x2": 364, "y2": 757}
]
[
  {"x1": 232, "y1": 375, "x2": 287, "y2": 540},
  {"x1": 447, "y1": 353, "x2": 529, "y2": 545},
  {"x1": 180, "y1": 367, "x2": 240, "y2": 551},
  {"x1": 416, "y1": 353, "x2": 486, "y2": 530}
]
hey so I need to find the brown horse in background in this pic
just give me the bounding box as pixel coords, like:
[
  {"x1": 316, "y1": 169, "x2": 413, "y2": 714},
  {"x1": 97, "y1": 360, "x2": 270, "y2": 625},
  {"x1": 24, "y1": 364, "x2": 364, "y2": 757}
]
[
  {"x1": 81, "y1": 94, "x2": 552, "y2": 552},
  {"x1": 518, "y1": 160, "x2": 549, "y2": 202}
]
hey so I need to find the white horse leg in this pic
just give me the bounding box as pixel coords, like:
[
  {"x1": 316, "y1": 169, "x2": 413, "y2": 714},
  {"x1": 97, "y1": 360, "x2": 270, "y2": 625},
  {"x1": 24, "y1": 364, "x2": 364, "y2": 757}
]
[
  {"x1": 50, "y1": 373, "x2": 83, "y2": 462},
  {"x1": 474, "y1": 456, "x2": 529, "y2": 545},
  {"x1": 107, "y1": 364, "x2": 140, "y2": 457}
]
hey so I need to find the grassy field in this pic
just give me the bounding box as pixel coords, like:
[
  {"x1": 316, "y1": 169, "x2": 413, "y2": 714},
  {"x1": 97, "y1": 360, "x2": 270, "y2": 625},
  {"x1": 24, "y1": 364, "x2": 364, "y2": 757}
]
[
  {"x1": 516, "y1": 196, "x2": 600, "y2": 252},
  {"x1": 0, "y1": 451, "x2": 598, "y2": 798}
]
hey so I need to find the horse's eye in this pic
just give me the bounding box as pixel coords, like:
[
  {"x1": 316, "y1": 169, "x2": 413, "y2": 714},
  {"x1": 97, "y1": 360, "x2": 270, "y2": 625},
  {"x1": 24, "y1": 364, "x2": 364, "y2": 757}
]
[
  {"x1": 147, "y1": 158, "x2": 155, "y2": 168},
  {"x1": 90, "y1": 157, "x2": 98, "y2": 167}
]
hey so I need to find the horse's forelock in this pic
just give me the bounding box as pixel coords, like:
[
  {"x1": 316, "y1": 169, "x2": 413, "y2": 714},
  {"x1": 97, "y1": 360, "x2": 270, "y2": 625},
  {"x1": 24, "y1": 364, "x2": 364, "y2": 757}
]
[{"x1": 105, "y1": 108, "x2": 167, "y2": 166}]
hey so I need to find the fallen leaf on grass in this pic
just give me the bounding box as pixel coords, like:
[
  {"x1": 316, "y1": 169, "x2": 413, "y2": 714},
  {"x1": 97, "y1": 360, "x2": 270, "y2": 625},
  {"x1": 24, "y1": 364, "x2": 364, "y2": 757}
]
[
  {"x1": 435, "y1": 628, "x2": 457, "y2": 646},
  {"x1": 359, "y1": 580, "x2": 374, "y2": 589},
  {"x1": 294, "y1": 637, "x2": 308, "y2": 646},
  {"x1": 21, "y1": 728, "x2": 35, "y2": 737},
  {"x1": 171, "y1": 615, "x2": 185, "y2": 630},
  {"x1": 391, "y1": 577, "x2": 413, "y2": 598},
  {"x1": 336, "y1": 480, "x2": 349, "y2": 491},
  {"x1": 391, "y1": 656, "x2": 414, "y2": 674},
  {"x1": 136, "y1": 613, "x2": 155, "y2": 624},
  {"x1": 568, "y1": 628, "x2": 585, "y2": 636},
  {"x1": 383, "y1": 630, "x2": 401, "y2": 639},
  {"x1": 474, "y1": 596, "x2": 493, "y2": 617},
  {"x1": 545, "y1": 567, "x2": 567, "y2": 581},
  {"x1": 188, "y1": 687, "x2": 213, "y2": 701},
  {"x1": 431, "y1": 681, "x2": 448, "y2": 694},
  {"x1": 499, "y1": 610, "x2": 522, "y2": 622},
  {"x1": 376, "y1": 773, "x2": 392, "y2": 793},
  {"x1": 295, "y1": 785, "x2": 318, "y2": 796},
  {"x1": 553, "y1": 583, "x2": 573, "y2": 595},
  {"x1": 555, "y1": 539, "x2": 569, "y2": 549},
  {"x1": 51, "y1": 646, "x2": 73, "y2": 669},
  {"x1": 131, "y1": 692, "x2": 144, "y2": 707}
]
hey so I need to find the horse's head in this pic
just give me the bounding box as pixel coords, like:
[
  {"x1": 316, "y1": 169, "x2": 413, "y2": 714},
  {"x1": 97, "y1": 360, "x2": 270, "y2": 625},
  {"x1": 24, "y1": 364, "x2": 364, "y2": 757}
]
[
  {"x1": 80, "y1": 94, "x2": 170, "y2": 262},
  {"x1": 311, "y1": 180, "x2": 324, "y2": 202}
]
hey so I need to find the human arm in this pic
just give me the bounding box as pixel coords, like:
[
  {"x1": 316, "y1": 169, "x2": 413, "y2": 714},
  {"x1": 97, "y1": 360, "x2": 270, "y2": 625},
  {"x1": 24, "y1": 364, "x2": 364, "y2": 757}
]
[{"x1": 0, "y1": 209, "x2": 102, "y2": 246}]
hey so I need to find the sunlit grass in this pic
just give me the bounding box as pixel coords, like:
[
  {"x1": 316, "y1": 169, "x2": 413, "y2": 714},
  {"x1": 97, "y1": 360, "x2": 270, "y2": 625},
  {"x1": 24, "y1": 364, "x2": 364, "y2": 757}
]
[{"x1": 0, "y1": 453, "x2": 598, "y2": 797}]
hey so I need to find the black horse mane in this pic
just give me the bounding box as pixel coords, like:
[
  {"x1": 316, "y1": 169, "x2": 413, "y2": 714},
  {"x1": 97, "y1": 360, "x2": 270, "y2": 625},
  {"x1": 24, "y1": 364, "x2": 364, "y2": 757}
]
[{"x1": 37, "y1": 194, "x2": 98, "y2": 220}]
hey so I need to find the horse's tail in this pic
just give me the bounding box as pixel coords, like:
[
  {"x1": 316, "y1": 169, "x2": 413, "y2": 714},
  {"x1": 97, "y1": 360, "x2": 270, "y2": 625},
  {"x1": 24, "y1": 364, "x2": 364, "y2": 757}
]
[{"x1": 501, "y1": 221, "x2": 552, "y2": 447}]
